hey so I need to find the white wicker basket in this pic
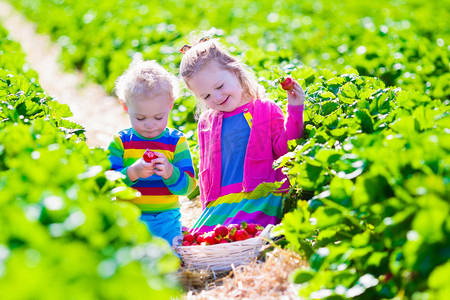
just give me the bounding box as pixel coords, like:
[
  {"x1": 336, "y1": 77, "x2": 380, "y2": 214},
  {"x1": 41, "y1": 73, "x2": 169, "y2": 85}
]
[{"x1": 174, "y1": 224, "x2": 274, "y2": 272}]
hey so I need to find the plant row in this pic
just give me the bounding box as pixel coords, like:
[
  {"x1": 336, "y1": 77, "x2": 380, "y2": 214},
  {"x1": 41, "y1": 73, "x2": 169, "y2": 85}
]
[
  {"x1": 0, "y1": 25, "x2": 181, "y2": 299},
  {"x1": 7, "y1": 0, "x2": 450, "y2": 140},
  {"x1": 277, "y1": 67, "x2": 449, "y2": 299}
]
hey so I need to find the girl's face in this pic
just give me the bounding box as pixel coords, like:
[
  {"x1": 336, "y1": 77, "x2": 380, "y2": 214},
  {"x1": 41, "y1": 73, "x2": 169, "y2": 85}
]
[
  {"x1": 187, "y1": 61, "x2": 249, "y2": 112},
  {"x1": 125, "y1": 93, "x2": 173, "y2": 139}
]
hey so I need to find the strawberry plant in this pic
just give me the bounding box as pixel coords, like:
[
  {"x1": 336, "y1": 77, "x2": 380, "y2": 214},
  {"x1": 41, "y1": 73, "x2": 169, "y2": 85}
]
[
  {"x1": 7, "y1": 0, "x2": 450, "y2": 151},
  {"x1": 2, "y1": 0, "x2": 449, "y2": 297},
  {"x1": 274, "y1": 66, "x2": 449, "y2": 299},
  {"x1": 0, "y1": 26, "x2": 182, "y2": 299},
  {"x1": 8, "y1": 0, "x2": 450, "y2": 102}
]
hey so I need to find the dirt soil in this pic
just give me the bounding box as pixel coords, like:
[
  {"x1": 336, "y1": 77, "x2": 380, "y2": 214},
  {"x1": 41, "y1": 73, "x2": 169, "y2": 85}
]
[
  {"x1": 0, "y1": 0, "x2": 129, "y2": 149},
  {"x1": 0, "y1": 2, "x2": 305, "y2": 298}
]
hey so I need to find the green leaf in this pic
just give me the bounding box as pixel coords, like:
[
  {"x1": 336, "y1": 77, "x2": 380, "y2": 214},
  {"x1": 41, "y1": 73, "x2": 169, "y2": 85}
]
[
  {"x1": 330, "y1": 177, "x2": 353, "y2": 202},
  {"x1": 320, "y1": 91, "x2": 337, "y2": 99},
  {"x1": 339, "y1": 82, "x2": 358, "y2": 98},
  {"x1": 428, "y1": 261, "x2": 450, "y2": 290},
  {"x1": 290, "y1": 269, "x2": 316, "y2": 284},
  {"x1": 355, "y1": 109, "x2": 374, "y2": 133}
]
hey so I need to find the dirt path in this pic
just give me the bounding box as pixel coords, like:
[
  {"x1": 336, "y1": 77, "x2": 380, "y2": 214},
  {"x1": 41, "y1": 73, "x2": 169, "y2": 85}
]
[{"x1": 0, "y1": 0, "x2": 129, "y2": 149}]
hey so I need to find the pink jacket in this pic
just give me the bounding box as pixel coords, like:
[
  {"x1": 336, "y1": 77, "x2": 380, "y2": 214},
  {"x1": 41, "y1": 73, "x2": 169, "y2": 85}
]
[{"x1": 197, "y1": 98, "x2": 304, "y2": 208}]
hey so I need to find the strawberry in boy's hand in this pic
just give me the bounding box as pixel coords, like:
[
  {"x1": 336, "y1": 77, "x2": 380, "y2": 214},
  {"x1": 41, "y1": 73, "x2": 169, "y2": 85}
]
[
  {"x1": 279, "y1": 76, "x2": 295, "y2": 92},
  {"x1": 143, "y1": 149, "x2": 157, "y2": 163}
]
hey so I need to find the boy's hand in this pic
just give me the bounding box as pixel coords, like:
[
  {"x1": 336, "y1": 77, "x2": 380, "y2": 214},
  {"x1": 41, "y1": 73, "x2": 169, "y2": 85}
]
[
  {"x1": 152, "y1": 152, "x2": 174, "y2": 180},
  {"x1": 127, "y1": 158, "x2": 156, "y2": 182},
  {"x1": 286, "y1": 80, "x2": 305, "y2": 106}
]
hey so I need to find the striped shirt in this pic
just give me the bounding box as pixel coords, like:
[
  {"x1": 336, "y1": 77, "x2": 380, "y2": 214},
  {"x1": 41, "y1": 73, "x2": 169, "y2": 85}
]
[{"x1": 108, "y1": 127, "x2": 197, "y2": 213}]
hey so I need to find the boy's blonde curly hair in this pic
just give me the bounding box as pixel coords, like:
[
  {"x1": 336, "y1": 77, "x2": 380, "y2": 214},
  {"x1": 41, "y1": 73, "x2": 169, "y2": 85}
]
[{"x1": 115, "y1": 58, "x2": 180, "y2": 105}]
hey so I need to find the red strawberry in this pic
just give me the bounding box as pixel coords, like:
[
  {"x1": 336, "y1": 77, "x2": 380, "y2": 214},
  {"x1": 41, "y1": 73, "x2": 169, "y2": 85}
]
[
  {"x1": 234, "y1": 229, "x2": 250, "y2": 241},
  {"x1": 243, "y1": 223, "x2": 264, "y2": 235},
  {"x1": 214, "y1": 224, "x2": 229, "y2": 238},
  {"x1": 280, "y1": 76, "x2": 295, "y2": 91},
  {"x1": 195, "y1": 233, "x2": 204, "y2": 244},
  {"x1": 246, "y1": 223, "x2": 258, "y2": 235},
  {"x1": 203, "y1": 232, "x2": 217, "y2": 245},
  {"x1": 227, "y1": 223, "x2": 241, "y2": 231},
  {"x1": 228, "y1": 227, "x2": 237, "y2": 241},
  {"x1": 182, "y1": 241, "x2": 191, "y2": 246},
  {"x1": 183, "y1": 234, "x2": 195, "y2": 244},
  {"x1": 255, "y1": 229, "x2": 263, "y2": 236},
  {"x1": 143, "y1": 149, "x2": 157, "y2": 162}
]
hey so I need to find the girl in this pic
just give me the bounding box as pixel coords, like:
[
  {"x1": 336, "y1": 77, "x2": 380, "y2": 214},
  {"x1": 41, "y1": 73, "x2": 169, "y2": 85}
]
[{"x1": 179, "y1": 35, "x2": 304, "y2": 234}]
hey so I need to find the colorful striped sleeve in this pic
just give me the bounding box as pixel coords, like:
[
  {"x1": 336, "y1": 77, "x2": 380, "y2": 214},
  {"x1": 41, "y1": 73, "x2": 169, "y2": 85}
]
[
  {"x1": 162, "y1": 135, "x2": 197, "y2": 195},
  {"x1": 107, "y1": 134, "x2": 135, "y2": 186}
]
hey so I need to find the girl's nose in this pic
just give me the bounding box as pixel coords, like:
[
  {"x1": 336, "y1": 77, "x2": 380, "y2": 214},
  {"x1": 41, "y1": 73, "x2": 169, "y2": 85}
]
[{"x1": 212, "y1": 90, "x2": 222, "y2": 104}]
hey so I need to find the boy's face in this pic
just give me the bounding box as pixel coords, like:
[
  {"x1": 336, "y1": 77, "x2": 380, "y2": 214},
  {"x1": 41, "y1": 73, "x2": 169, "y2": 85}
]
[{"x1": 125, "y1": 93, "x2": 173, "y2": 139}]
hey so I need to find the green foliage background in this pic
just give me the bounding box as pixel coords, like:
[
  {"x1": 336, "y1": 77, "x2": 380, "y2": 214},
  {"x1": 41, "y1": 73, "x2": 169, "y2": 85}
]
[
  {"x1": 0, "y1": 25, "x2": 181, "y2": 299},
  {"x1": 7, "y1": 0, "x2": 450, "y2": 137},
  {"x1": 1, "y1": 0, "x2": 449, "y2": 298}
]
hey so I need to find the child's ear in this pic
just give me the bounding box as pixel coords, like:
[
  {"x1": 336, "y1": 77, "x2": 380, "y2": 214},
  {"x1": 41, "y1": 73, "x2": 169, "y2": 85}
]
[
  {"x1": 169, "y1": 99, "x2": 174, "y2": 110},
  {"x1": 120, "y1": 99, "x2": 129, "y2": 114}
]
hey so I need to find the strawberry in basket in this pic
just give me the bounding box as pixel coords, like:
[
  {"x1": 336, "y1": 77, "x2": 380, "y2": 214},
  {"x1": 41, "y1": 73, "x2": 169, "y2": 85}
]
[
  {"x1": 181, "y1": 231, "x2": 195, "y2": 246},
  {"x1": 179, "y1": 222, "x2": 266, "y2": 246},
  {"x1": 241, "y1": 222, "x2": 264, "y2": 237}
]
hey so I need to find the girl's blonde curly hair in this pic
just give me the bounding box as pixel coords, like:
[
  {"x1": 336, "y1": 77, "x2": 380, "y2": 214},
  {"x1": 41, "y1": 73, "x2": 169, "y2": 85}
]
[{"x1": 179, "y1": 31, "x2": 265, "y2": 115}]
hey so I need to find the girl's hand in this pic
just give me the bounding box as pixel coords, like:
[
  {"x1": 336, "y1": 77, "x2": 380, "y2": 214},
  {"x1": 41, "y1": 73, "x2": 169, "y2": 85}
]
[
  {"x1": 287, "y1": 80, "x2": 305, "y2": 106},
  {"x1": 127, "y1": 158, "x2": 156, "y2": 182},
  {"x1": 152, "y1": 152, "x2": 174, "y2": 180}
]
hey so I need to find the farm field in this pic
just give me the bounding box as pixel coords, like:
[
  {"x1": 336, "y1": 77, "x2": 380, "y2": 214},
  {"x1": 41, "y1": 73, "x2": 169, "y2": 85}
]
[{"x1": 0, "y1": 0, "x2": 449, "y2": 299}]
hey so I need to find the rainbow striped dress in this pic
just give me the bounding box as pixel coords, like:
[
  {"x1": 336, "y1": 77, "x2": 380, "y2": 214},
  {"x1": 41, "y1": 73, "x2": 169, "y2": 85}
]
[
  {"x1": 108, "y1": 127, "x2": 196, "y2": 213},
  {"x1": 191, "y1": 104, "x2": 284, "y2": 234}
]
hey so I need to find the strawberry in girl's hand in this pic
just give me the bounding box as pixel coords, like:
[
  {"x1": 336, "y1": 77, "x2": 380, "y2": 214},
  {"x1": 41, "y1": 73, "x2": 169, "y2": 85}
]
[
  {"x1": 143, "y1": 149, "x2": 157, "y2": 162},
  {"x1": 279, "y1": 76, "x2": 295, "y2": 92}
]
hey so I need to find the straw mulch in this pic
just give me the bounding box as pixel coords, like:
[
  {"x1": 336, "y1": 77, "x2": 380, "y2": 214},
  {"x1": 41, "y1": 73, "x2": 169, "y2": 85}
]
[
  {"x1": 180, "y1": 196, "x2": 203, "y2": 229},
  {"x1": 177, "y1": 246, "x2": 308, "y2": 299}
]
